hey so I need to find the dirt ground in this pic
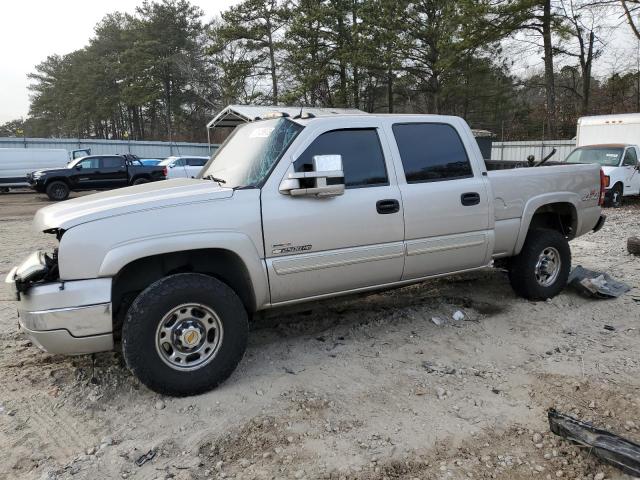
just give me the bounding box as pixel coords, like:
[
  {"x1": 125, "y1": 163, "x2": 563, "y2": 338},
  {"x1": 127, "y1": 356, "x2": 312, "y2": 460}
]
[{"x1": 0, "y1": 190, "x2": 639, "y2": 480}]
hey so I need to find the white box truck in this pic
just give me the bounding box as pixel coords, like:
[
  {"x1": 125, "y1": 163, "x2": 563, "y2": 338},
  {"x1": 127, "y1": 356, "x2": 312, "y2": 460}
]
[
  {"x1": 565, "y1": 114, "x2": 640, "y2": 207},
  {"x1": 0, "y1": 148, "x2": 69, "y2": 190}
]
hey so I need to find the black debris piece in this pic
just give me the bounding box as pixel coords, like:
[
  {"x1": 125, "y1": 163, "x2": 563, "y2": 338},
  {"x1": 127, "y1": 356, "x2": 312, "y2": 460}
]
[
  {"x1": 548, "y1": 409, "x2": 640, "y2": 476},
  {"x1": 568, "y1": 266, "x2": 631, "y2": 299},
  {"x1": 135, "y1": 449, "x2": 157, "y2": 467}
]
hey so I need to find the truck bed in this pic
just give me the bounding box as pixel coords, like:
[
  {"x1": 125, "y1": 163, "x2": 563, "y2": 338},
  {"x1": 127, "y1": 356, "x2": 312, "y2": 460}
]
[{"x1": 487, "y1": 161, "x2": 602, "y2": 258}]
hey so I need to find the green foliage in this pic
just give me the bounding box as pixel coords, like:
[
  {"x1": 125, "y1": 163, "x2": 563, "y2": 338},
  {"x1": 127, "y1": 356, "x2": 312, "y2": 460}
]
[{"x1": 18, "y1": 0, "x2": 628, "y2": 142}]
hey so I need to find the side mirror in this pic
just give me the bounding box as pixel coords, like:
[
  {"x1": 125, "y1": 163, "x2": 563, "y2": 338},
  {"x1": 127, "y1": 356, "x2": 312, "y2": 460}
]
[
  {"x1": 280, "y1": 155, "x2": 345, "y2": 197},
  {"x1": 169, "y1": 164, "x2": 175, "y2": 169},
  {"x1": 75, "y1": 164, "x2": 82, "y2": 170}
]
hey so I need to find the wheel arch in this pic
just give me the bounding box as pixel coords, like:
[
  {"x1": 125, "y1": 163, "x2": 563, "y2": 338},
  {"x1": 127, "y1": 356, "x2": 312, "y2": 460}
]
[
  {"x1": 109, "y1": 233, "x2": 269, "y2": 338},
  {"x1": 45, "y1": 177, "x2": 71, "y2": 187},
  {"x1": 515, "y1": 195, "x2": 579, "y2": 255}
]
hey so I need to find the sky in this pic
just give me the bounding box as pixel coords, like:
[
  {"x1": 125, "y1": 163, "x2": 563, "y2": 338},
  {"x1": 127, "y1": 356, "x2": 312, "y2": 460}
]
[
  {"x1": 0, "y1": 1, "x2": 637, "y2": 124},
  {"x1": 0, "y1": 0, "x2": 241, "y2": 123}
]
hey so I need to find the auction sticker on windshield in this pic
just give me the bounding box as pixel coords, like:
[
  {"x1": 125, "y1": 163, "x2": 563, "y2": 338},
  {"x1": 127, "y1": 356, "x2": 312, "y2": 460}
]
[{"x1": 250, "y1": 127, "x2": 275, "y2": 138}]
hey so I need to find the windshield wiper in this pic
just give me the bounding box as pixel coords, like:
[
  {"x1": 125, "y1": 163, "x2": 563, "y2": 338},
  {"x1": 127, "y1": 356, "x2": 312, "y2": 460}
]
[{"x1": 203, "y1": 174, "x2": 226, "y2": 184}]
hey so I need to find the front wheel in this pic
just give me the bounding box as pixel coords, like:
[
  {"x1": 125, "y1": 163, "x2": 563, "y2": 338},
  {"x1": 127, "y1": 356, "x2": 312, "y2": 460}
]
[
  {"x1": 608, "y1": 183, "x2": 623, "y2": 208},
  {"x1": 45, "y1": 181, "x2": 70, "y2": 201},
  {"x1": 508, "y1": 228, "x2": 571, "y2": 300},
  {"x1": 122, "y1": 273, "x2": 249, "y2": 396}
]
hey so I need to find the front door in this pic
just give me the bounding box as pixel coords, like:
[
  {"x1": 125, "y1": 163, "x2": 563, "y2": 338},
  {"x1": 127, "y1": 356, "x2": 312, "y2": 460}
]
[
  {"x1": 389, "y1": 122, "x2": 492, "y2": 279},
  {"x1": 261, "y1": 127, "x2": 405, "y2": 304},
  {"x1": 71, "y1": 157, "x2": 102, "y2": 189},
  {"x1": 185, "y1": 158, "x2": 207, "y2": 178},
  {"x1": 622, "y1": 147, "x2": 640, "y2": 195}
]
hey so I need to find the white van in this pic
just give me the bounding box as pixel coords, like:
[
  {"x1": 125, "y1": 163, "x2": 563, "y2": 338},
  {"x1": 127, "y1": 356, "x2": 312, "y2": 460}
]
[
  {"x1": 0, "y1": 148, "x2": 69, "y2": 189},
  {"x1": 568, "y1": 114, "x2": 640, "y2": 206}
]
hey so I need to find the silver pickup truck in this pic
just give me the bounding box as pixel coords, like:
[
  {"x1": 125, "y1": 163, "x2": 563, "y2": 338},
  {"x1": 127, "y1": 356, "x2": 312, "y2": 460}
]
[{"x1": 6, "y1": 113, "x2": 605, "y2": 396}]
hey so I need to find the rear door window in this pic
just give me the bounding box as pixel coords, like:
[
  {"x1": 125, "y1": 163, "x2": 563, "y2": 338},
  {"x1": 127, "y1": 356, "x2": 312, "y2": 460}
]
[
  {"x1": 392, "y1": 123, "x2": 472, "y2": 183},
  {"x1": 293, "y1": 129, "x2": 388, "y2": 188},
  {"x1": 101, "y1": 157, "x2": 125, "y2": 168}
]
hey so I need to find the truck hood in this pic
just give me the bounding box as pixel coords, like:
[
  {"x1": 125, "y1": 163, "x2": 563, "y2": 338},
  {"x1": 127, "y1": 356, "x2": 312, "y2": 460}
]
[{"x1": 34, "y1": 179, "x2": 233, "y2": 231}]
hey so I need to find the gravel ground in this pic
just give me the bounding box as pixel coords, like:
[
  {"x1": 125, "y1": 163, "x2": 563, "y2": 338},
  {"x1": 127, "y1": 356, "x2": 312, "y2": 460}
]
[{"x1": 0, "y1": 191, "x2": 638, "y2": 480}]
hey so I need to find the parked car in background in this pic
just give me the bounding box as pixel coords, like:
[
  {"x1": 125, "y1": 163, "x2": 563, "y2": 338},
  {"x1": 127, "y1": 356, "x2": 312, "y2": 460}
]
[
  {"x1": 565, "y1": 144, "x2": 640, "y2": 207},
  {"x1": 0, "y1": 148, "x2": 69, "y2": 191},
  {"x1": 28, "y1": 154, "x2": 167, "y2": 201},
  {"x1": 574, "y1": 114, "x2": 640, "y2": 207},
  {"x1": 6, "y1": 113, "x2": 605, "y2": 396},
  {"x1": 160, "y1": 156, "x2": 209, "y2": 179},
  {"x1": 140, "y1": 158, "x2": 163, "y2": 166}
]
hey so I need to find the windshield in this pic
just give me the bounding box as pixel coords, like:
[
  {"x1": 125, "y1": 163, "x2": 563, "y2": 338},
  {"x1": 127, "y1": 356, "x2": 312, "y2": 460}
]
[
  {"x1": 67, "y1": 158, "x2": 84, "y2": 168},
  {"x1": 565, "y1": 147, "x2": 623, "y2": 167},
  {"x1": 199, "y1": 118, "x2": 303, "y2": 188}
]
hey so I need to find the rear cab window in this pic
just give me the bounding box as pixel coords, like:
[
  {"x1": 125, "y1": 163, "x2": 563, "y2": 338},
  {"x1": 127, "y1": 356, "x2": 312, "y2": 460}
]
[
  {"x1": 392, "y1": 123, "x2": 473, "y2": 183},
  {"x1": 294, "y1": 129, "x2": 388, "y2": 188}
]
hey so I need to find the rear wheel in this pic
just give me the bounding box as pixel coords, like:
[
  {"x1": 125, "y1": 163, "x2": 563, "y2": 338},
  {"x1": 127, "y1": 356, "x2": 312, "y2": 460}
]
[
  {"x1": 132, "y1": 177, "x2": 149, "y2": 186},
  {"x1": 122, "y1": 273, "x2": 248, "y2": 396},
  {"x1": 45, "y1": 181, "x2": 70, "y2": 201},
  {"x1": 508, "y1": 228, "x2": 571, "y2": 300}
]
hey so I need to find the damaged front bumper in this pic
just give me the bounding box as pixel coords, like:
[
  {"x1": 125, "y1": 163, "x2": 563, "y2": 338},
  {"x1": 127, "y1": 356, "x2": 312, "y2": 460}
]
[{"x1": 5, "y1": 252, "x2": 114, "y2": 355}]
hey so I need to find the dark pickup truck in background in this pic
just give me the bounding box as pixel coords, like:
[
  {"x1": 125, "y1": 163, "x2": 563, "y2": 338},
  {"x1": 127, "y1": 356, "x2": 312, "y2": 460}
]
[{"x1": 28, "y1": 154, "x2": 168, "y2": 200}]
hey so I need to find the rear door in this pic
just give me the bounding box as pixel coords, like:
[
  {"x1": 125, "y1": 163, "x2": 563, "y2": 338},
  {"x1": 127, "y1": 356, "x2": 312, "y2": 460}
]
[
  {"x1": 621, "y1": 147, "x2": 640, "y2": 195},
  {"x1": 98, "y1": 156, "x2": 128, "y2": 188},
  {"x1": 389, "y1": 121, "x2": 492, "y2": 279},
  {"x1": 261, "y1": 125, "x2": 405, "y2": 304}
]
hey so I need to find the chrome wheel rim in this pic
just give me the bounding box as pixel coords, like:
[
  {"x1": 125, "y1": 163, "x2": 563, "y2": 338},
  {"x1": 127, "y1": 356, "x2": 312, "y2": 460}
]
[
  {"x1": 534, "y1": 247, "x2": 561, "y2": 287},
  {"x1": 155, "y1": 303, "x2": 223, "y2": 371}
]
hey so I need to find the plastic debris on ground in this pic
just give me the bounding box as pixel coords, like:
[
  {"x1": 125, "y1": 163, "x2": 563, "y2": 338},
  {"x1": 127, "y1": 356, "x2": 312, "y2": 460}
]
[
  {"x1": 548, "y1": 409, "x2": 640, "y2": 476},
  {"x1": 567, "y1": 266, "x2": 631, "y2": 299},
  {"x1": 135, "y1": 449, "x2": 156, "y2": 467}
]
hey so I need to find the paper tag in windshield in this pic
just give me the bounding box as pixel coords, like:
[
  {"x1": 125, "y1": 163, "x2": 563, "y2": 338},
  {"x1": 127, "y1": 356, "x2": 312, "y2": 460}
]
[
  {"x1": 250, "y1": 127, "x2": 274, "y2": 138},
  {"x1": 606, "y1": 154, "x2": 618, "y2": 157}
]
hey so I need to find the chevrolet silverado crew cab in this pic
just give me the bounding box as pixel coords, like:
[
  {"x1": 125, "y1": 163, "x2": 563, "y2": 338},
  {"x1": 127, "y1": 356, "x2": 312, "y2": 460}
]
[
  {"x1": 28, "y1": 154, "x2": 168, "y2": 201},
  {"x1": 6, "y1": 113, "x2": 605, "y2": 396}
]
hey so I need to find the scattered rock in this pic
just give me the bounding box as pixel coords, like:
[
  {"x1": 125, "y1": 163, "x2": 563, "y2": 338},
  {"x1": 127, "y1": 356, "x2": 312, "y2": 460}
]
[
  {"x1": 452, "y1": 310, "x2": 465, "y2": 321},
  {"x1": 154, "y1": 400, "x2": 165, "y2": 410},
  {"x1": 431, "y1": 317, "x2": 444, "y2": 326}
]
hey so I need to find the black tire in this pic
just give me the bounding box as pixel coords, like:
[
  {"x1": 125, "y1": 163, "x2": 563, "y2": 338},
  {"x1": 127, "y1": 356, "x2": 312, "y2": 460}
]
[
  {"x1": 45, "y1": 181, "x2": 70, "y2": 201},
  {"x1": 508, "y1": 228, "x2": 571, "y2": 300},
  {"x1": 628, "y1": 236, "x2": 640, "y2": 256},
  {"x1": 122, "y1": 273, "x2": 248, "y2": 396},
  {"x1": 607, "y1": 183, "x2": 623, "y2": 208},
  {"x1": 132, "y1": 177, "x2": 149, "y2": 186}
]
